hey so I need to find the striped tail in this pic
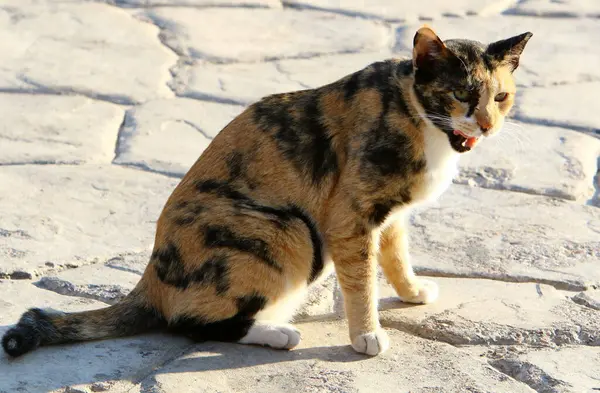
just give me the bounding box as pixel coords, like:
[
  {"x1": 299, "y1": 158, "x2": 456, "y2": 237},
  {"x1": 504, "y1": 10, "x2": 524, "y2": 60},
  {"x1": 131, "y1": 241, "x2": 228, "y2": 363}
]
[{"x1": 2, "y1": 292, "x2": 165, "y2": 357}]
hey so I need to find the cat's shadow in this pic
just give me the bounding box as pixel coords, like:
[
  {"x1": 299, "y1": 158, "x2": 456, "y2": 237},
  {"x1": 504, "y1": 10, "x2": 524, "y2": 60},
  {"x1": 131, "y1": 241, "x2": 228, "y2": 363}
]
[
  {"x1": 136, "y1": 341, "x2": 371, "y2": 392},
  {"x1": 0, "y1": 298, "x2": 418, "y2": 391},
  {"x1": 0, "y1": 327, "x2": 374, "y2": 392}
]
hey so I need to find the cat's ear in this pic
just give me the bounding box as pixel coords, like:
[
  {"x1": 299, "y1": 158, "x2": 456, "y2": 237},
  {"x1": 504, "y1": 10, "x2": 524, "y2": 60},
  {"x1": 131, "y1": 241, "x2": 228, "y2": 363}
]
[
  {"x1": 412, "y1": 26, "x2": 452, "y2": 71},
  {"x1": 486, "y1": 32, "x2": 533, "y2": 72}
]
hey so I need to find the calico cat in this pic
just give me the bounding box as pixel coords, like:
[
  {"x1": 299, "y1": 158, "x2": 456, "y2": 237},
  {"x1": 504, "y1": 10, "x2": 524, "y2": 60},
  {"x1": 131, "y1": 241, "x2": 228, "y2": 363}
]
[{"x1": 3, "y1": 27, "x2": 531, "y2": 357}]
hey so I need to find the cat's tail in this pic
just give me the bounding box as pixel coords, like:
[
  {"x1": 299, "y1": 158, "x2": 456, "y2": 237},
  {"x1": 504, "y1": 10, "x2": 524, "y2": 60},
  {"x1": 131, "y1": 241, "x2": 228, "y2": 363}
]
[{"x1": 2, "y1": 288, "x2": 165, "y2": 357}]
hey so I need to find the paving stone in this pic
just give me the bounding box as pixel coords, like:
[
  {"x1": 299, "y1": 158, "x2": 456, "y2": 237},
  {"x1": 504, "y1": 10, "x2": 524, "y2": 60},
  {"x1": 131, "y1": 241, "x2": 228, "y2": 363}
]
[
  {"x1": 0, "y1": 94, "x2": 123, "y2": 165},
  {"x1": 514, "y1": 83, "x2": 600, "y2": 132},
  {"x1": 500, "y1": 347, "x2": 600, "y2": 392},
  {"x1": 469, "y1": 345, "x2": 600, "y2": 393},
  {"x1": 0, "y1": 2, "x2": 175, "y2": 104},
  {"x1": 457, "y1": 122, "x2": 600, "y2": 202},
  {"x1": 378, "y1": 277, "x2": 600, "y2": 347},
  {"x1": 174, "y1": 51, "x2": 396, "y2": 105},
  {"x1": 295, "y1": 274, "x2": 341, "y2": 321},
  {"x1": 34, "y1": 263, "x2": 142, "y2": 304},
  {"x1": 410, "y1": 185, "x2": 600, "y2": 290},
  {"x1": 0, "y1": 280, "x2": 190, "y2": 393},
  {"x1": 1, "y1": 1, "x2": 600, "y2": 392},
  {"x1": 505, "y1": 0, "x2": 600, "y2": 18},
  {"x1": 113, "y1": 98, "x2": 244, "y2": 177},
  {"x1": 146, "y1": 8, "x2": 391, "y2": 62},
  {"x1": 394, "y1": 16, "x2": 600, "y2": 87},
  {"x1": 0, "y1": 166, "x2": 178, "y2": 278},
  {"x1": 129, "y1": 321, "x2": 533, "y2": 393},
  {"x1": 283, "y1": 0, "x2": 518, "y2": 22}
]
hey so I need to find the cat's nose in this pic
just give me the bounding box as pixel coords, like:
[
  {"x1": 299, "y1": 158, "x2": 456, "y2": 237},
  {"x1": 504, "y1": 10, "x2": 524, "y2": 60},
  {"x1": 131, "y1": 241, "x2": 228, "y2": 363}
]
[{"x1": 477, "y1": 120, "x2": 492, "y2": 133}]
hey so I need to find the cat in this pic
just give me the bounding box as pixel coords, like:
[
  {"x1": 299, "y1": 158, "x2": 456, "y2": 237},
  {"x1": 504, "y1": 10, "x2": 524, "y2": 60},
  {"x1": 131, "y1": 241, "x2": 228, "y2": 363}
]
[{"x1": 2, "y1": 26, "x2": 531, "y2": 357}]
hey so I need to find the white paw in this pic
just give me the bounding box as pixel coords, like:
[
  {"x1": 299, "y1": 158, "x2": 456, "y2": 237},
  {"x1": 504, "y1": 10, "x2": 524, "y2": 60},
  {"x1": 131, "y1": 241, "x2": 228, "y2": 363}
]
[
  {"x1": 239, "y1": 323, "x2": 301, "y2": 349},
  {"x1": 351, "y1": 328, "x2": 389, "y2": 356},
  {"x1": 398, "y1": 279, "x2": 439, "y2": 304}
]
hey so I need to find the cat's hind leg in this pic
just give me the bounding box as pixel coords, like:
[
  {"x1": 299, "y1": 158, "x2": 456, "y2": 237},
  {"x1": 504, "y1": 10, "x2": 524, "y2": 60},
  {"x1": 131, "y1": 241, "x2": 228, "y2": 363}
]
[
  {"x1": 237, "y1": 281, "x2": 309, "y2": 349},
  {"x1": 238, "y1": 321, "x2": 301, "y2": 349}
]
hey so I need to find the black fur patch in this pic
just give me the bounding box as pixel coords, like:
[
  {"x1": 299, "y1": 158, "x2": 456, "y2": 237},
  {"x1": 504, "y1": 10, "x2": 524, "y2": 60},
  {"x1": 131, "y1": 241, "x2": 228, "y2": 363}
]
[
  {"x1": 195, "y1": 179, "x2": 324, "y2": 282},
  {"x1": 226, "y1": 151, "x2": 244, "y2": 180},
  {"x1": 369, "y1": 200, "x2": 395, "y2": 226},
  {"x1": 244, "y1": 203, "x2": 295, "y2": 228},
  {"x1": 298, "y1": 98, "x2": 339, "y2": 184},
  {"x1": 226, "y1": 151, "x2": 258, "y2": 189},
  {"x1": 361, "y1": 116, "x2": 425, "y2": 179},
  {"x1": 169, "y1": 293, "x2": 267, "y2": 343},
  {"x1": 204, "y1": 225, "x2": 282, "y2": 272},
  {"x1": 363, "y1": 129, "x2": 413, "y2": 176},
  {"x1": 367, "y1": 189, "x2": 412, "y2": 226},
  {"x1": 343, "y1": 71, "x2": 361, "y2": 101},
  {"x1": 393, "y1": 62, "x2": 420, "y2": 128},
  {"x1": 153, "y1": 242, "x2": 187, "y2": 288},
  {"x1": 193, "y1": 255, "x2": 230, "y2": 295},
  {"x1": 154, "y1": 243, "x2": 230, "y2": 293},
  {"x1": 196, "y1": 179, "x2": 250, "y2": 202},
  {"x1": 286, "y1": 205, "x2": 324, "y2": 283},
  {"x1": 173, "y1": 202, "x2": 205, "y2": 227},
  {"x1": 253, "y1": 93, "x2": 338, "y2": 185}
]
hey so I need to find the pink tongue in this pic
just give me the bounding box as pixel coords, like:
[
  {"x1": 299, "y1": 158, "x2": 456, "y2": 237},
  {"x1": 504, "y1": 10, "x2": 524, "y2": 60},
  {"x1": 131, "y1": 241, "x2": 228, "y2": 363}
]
[
  {"x1": 454, "y1": 130, "x2": 479, "y2": 149},
  {"x1": 466, "y1": 137, "x2": 478, "y2": 148}
]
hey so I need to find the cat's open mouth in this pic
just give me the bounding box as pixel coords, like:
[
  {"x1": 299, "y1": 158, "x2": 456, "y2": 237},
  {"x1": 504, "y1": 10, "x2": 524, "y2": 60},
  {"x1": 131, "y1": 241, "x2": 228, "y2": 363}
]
[{"x1": 451, "y1": 129, "x2": 480, "y2": 152}]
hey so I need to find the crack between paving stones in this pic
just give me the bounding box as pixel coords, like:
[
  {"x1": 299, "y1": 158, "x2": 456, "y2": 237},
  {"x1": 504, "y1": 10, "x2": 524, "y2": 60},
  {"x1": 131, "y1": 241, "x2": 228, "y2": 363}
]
[
  {"x1": 103, "y1": 1, "x2": 274, "y2": 10},
  {"x1": 488, "y1": 358, "x2": 573, "y2": 393},
  {"x1": 11, "y1": 75, "x2": 138, "y2": 105},
  {"x1": 177, "y1": 90, "x2": 247, "y2": 106},
  {"x1": 413, "y1": 267, "x2": 592, "y2": 292},
  {"x1": 511, "y1": 114, "x2": 600, "y2": 140},
  {"x1": 586, "y1": 156, "x2": 600, "y2": 207},
  {"x1": 0, "y1": 160, "x2": 85, "y2": 167},
  {"x1": 273, "y1": 61, "x2": 312, "y2": 89},
  {"x1": 0, "y1": 256, "x2": 107, "y2": 281},
  {"x1": 380, "y1": 314, "x2": 600, "y2": 348},
  {"x1": 283, "y1": 0, "x2": 521, "y2": 23},
  {"x1": 112, "y1": 110, "x2": 131, "y2": 164},
  {"x1": 114, "y1": 162, "x2": 185, "y2": 179},
  {"x1": 281, "y1": 0, "x2": 405, "y2": 22},
  {"x1": 33, "y1": 277, "x2": 127, "y2": 306},
  {"x1": 187, "y1": 48, "x2": 377, "y2": 65},
  {"x1": 111, "y1": 110, "x2": 190, "y2": 179},
  {"x1": 173, "y1": 119, "x2": 215, "y2": 140},
  {"x1": 110, "y1": 8, "x2": 184, "y2": 103},
  {"x1": 0, "y1": 86, "x2": 135, "y2": 108}
]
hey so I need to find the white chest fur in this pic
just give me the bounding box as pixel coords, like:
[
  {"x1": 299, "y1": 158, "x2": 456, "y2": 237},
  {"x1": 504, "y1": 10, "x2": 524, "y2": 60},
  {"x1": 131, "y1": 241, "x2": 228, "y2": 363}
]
[{"x1": 412, "y1": 125, "x2": 460, "y2": 204}]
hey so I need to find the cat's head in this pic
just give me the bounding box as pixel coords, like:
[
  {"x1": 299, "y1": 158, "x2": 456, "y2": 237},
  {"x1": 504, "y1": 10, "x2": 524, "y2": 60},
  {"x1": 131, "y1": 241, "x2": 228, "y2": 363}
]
[{"x1": 411, "y1": 26, "x2": 532, "y2": 153}]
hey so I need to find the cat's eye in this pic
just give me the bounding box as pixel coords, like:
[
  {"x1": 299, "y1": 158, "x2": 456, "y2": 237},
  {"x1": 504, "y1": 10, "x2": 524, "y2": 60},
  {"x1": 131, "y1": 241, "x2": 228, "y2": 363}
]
[
  {"x1": 495, "y1": 92, "x2": 508, "y2": 102},
  {"x1": 453, "y1": 90, "x2": 470, "y2": 102}
]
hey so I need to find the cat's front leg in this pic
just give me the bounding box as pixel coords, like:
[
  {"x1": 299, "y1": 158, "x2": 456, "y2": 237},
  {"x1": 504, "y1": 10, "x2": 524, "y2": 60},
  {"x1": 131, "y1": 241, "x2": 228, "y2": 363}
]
[
  {"x1": 330, "y1": 232, "x2": 389, "y2": 356},
  {"x1": 378, "y1": 221, "x2": 438, "y2": 304}
]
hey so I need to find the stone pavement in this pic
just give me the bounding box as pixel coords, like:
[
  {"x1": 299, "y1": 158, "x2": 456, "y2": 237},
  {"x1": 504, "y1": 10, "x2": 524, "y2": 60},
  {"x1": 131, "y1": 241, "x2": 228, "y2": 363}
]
[{"x1": 1, "y1": 0, "x2": 599, "y2": 392}]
